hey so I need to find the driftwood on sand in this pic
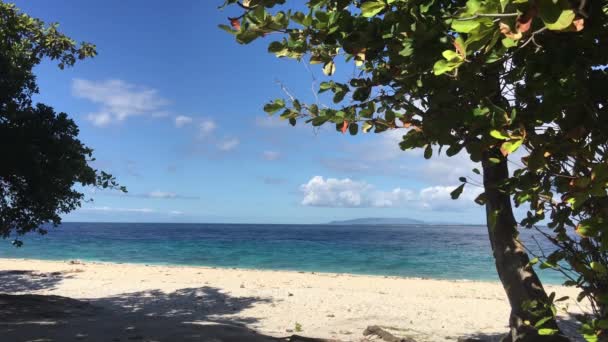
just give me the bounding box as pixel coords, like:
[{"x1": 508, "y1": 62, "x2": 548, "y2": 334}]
[{"x1": 363, "y1": 325, "x2": 418, "y2": 342}]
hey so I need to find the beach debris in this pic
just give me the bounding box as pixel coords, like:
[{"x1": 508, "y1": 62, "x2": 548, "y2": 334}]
[
  {"x1": 288, "y1": 292, "x2": 294, "y2": 297},
  {"x1": 363, "y1": 325, "x2": 417, "y2": 342},
  {"x1": 326, "y1": 314, "x2": 335, "y2": 318},
  {"x1": 68, "y1": 260, "x2": 84, "y2": 265},
  {"x1": 240, "y1": 284, "x2": 245, "y2": 288},
  {"x1": 282, "y1": 335, "x2": 341, "y2": 342},
  {"x1": 295, "y1": 322, "x2": 303, "y2": 332}
]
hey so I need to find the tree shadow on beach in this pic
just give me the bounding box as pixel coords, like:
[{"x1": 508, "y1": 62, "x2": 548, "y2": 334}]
[
  {"x1": 457, "y1": 315, "x2": 585, "y2": 342},
  {"x1": 0, "y1": 270, "x2": 72, "y2": 292},
  {"x1": 0, "y1": 286, "x2": 306, "y2": 342}
]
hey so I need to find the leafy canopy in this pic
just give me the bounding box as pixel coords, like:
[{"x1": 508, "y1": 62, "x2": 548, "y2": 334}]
[
  {"x1": 0, "y1": 2, "x2": 124, "y2": 243},
  {"x1": 220, "y1": 0, "x2": 607, "y2": 338}
]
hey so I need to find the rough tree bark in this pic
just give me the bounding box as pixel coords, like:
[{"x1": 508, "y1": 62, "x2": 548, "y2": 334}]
[{"x1": 482, "y1": 150, "x2": 568, "y2": 342}]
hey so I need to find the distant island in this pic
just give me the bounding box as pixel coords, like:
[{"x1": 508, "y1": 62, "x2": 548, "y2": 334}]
[{"x1": 328, "y1": 217, "x2": 426, "y2": 225}]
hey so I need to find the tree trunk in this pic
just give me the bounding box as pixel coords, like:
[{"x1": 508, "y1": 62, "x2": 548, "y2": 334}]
[{"x1": 482, "y1": 150, "x2": 568, "y2": 342}]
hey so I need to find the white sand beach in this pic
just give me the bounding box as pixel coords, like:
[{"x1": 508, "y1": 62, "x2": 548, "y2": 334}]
[{"x1": 0, "y1": 258, "x2": 586, "y2": 342}]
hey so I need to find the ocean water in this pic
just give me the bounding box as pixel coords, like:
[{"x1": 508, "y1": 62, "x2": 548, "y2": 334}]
[{"x1": 0, "y1": 222, "x2": 565, "y2": 284}]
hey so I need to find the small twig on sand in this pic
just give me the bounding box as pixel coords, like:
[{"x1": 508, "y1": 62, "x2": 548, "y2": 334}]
[{"x1": 363, "y1": 325, "x2": 417, "y2": 342}]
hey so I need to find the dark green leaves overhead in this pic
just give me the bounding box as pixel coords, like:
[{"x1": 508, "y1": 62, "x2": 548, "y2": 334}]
[
  {"x1": 360, "y1": 1, "x2": 386, "y2": 17},
  {"x1": 0, "y1": 3, "x2": 123, "y2": 242},
  {"x1": 220, "y1": 0, "x2": 603, "y2": 337},
  {"x1": 450, "y1": 184, "x2": 465, "y2": 200}
]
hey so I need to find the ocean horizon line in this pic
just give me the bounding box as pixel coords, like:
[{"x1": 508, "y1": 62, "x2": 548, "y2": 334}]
[{"x1": 1, "y1": 222, "x2": 563, "y2": 284}]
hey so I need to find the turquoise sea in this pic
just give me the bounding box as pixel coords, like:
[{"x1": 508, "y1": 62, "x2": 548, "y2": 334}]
[{"x1": 0, "y1": 222, "x2": 565, "y2": 284}]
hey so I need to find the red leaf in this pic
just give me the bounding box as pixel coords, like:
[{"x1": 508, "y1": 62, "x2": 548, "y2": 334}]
[
  {"x1": 341, "y1": 121, "x2": 349, "y2": 134},
  {"x1": 573, "y1": 18, "x2": 585, "y2": 32},
  {"x1": 516, "y1": 7, "x2": 537, "y2": 33},
  {"x1": 516, "y1": 16, "x2": 532, "y2": 33},
  {"x1": 453, "y1": 40, "x2": 465, "y2": 58},
  {"x1": 229, "y1": 17, "x2": 241, "y2": 30}
]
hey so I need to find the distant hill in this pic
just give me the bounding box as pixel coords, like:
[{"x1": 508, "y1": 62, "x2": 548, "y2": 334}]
[{"x1": 328, "y1": 217, "x2": 425, "y2": 225}]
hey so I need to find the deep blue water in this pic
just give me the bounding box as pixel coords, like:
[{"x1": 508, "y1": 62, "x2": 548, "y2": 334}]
[{"x1": 0, "y1": 222, "x2": 565, "y2": 283}]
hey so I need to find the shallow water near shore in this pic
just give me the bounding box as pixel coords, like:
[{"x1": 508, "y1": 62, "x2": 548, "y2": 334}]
[{"x1": 0, "y1": 222, "x2": 564, "y2": 284}]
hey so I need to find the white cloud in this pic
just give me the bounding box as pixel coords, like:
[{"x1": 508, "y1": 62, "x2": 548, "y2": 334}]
[
  {"x1": 255, "y1": 115, "x2": 286, "y2": 128},
  {"x1": 419, "y1": 185, "x2": 481, "y2": 211},
  {"x1": 146, "y1": 191, "x2": 179, "y2": 199},
  {"x1": 300, "y1": 176, "x2": 481, "y2": 211},
  {"x1": 199, "y1": 119, "x2": 217, "y2": 137},
  {"x1": 169, "y1": 210, "x2": 184, "y2": 215},
  {"x1": 324, "y1": 128, "x2": 481, "y2": 186},
  {"x1": 175, "y1": 115, "x2": 193, "y2": 128},
  {"x1": 88, "y1": 188, "x2": 199, "y2": 200},
  {"x1": 401, "y1": 151, "x2": 479, "y2": 186},
  {"x1": 262, "y1": 150, "x2": 281, "y2": 161},
  {"x1": 300, "y1": 176, "x2": 415, "y2": 208},
  {"x1": 84, "y1": 206, "x2": 155, "y2": 213},
  {"x1": 217, "y1": 138, "x2": 240, "y2": 151},
  {"x1": 73, "y1": 79, "x2": 169, "y2": 127}
]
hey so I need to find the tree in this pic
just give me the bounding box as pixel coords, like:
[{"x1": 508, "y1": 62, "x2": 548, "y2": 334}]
[
  {"x1": 0, "y1": 2, "x2": 123, "y2": 244},
  {"x1": 219, "y1": 0, "x2": 603, "y2": 340}
]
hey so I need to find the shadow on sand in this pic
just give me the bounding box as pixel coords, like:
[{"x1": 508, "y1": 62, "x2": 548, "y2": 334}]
[
  {"x1": 0, "y1": 269, "x2": 585, "y2": 342},
  {"x1": 0, "y1": 270, "x2": 71, "y2": 292},
  {"x1": 0, "y1": 270, "x2": 318, "y2": 342},
  {"x1": 456, "y1": 315, "x2": 584, "y2": 342},
  {"x1": 0, "y1": 286, "x2": 289, "y2": 342}
]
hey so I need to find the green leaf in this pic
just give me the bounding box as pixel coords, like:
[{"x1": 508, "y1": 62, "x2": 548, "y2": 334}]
[
  {"x1": 474, "y1": 193, "x2": 487, "y2": 205},
  {"x1": 353, "y1": 87, "x2": 371, "y2": 101},
  {"x1": 450, "y1": 184, "x2": 465, "y2": 200},
  {"x1": 442, "y1": 50, "x2": 463, "y2": 62},
  {"x1": 348, "y1": 122, "x2": 358, "y2": 135},
  {"x1": 399, "y1": 39, "x2": 414, "y2": 57},
  {"x1": 544, "y1": 9, "x2": 575, "y2": 30},
  {"x1": 451, "y1": 19, "x2": 480, "y2": 33},
  {"x1": 528, "y1": 257, "x2": 539, "y2": 266},
  {"x1": 540, "y1": 261, "x2": 556, "y2": 269},
  {"x1": 534, "y1": 316, "x2": 553, "y2": 328},
  {"x1": 319, "y1": 81, "x2": 334, "y2": 92},
  {"x1": 433, "y1": 59, "x2": 461, "y2": 75},
  {"x1": 502, "y1": 37, "x2": 518, "y2": 48},
  {"x1": 577, "y1": 219, "x2": 599, "y2": 237},
  {"x1": 236, "y1": 30, "x2": 262, "y2": 44},
  {"x1": 446, "y1": 144, "x2": 462, "y2": 157},
  {"x1": 424, "y1": 144, "x2": 432, "y2": 159},
  {"x1": 323, "y1": 61, "x2": 336, "y2": 76},
  {"x1": 360, "y1": 1, "x2": 386, "y2": 17},
  {"x1": 263, "y1": 99, "x2": 286, "y2": 114},
  {"x1": 538, "y1": 328, "x2": 558, "y2": 336},
  {"x1": 500, "y1": 139, "x2": 523, "y2": 156},
  {"x1": 538, "y1": 0, "x2": 576, "y2": 31},
  {"x1": 488, "y1": 157, "x2": 501, "y2": 164},
  {"x1": 590, "y1": 262, "x2": 607, "y2": 275},
  {"x1": 490, "y1": 130, "x2": 510, "y2": 140}
]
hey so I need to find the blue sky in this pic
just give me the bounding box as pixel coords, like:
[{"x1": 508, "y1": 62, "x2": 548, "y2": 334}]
[{"x1": 15, "y1": 0, "x2": 489, "y2": 224}]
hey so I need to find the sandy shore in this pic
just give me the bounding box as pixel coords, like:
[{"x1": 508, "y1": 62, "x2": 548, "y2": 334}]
[{"x1": 0, "y1": 258, "x2": 585, "y2": 342}]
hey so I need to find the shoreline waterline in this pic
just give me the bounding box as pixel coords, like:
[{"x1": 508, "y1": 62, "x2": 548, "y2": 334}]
[{"x1": 0, "y1": 256, "x2": 507, "y2": 284}]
